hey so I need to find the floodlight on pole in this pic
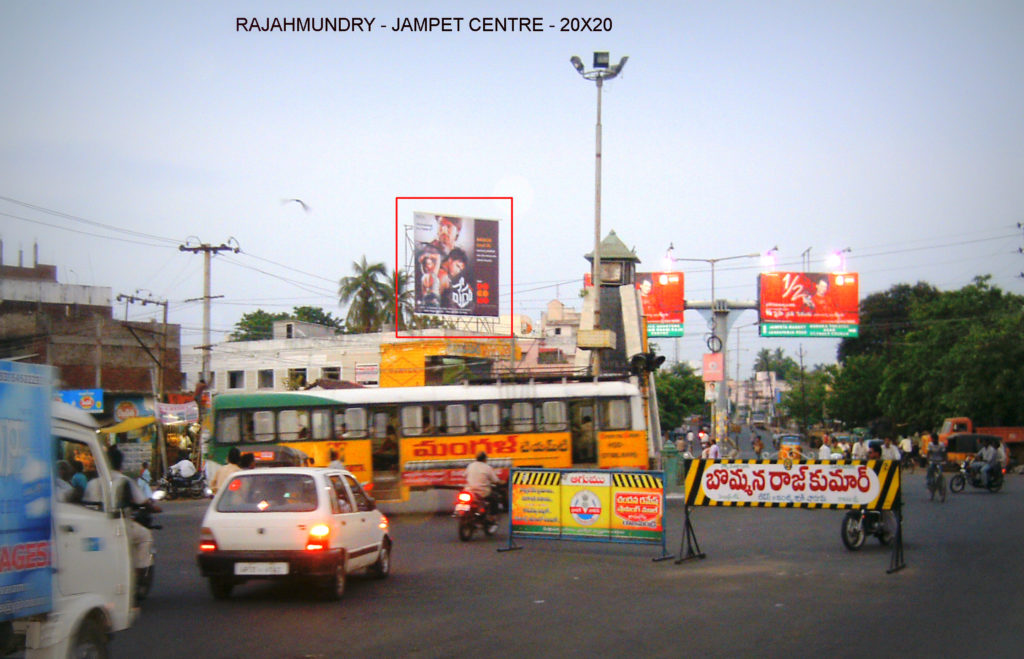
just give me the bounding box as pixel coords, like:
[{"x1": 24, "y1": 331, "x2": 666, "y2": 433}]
[
  {"x1": 825, "y1": 247, "x2": 852, "y2": 272},
  {"x1": 570, "y1": 51, "x2": 628, "y2": 375}
]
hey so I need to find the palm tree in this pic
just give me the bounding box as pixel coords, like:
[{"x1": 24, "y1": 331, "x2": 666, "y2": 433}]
[
  {"x1": 338, "y1": 256, "x2": 388, "y2": 333},
  {"x1": 381, "y1": 268, "x2": 414, "y2": 331}
]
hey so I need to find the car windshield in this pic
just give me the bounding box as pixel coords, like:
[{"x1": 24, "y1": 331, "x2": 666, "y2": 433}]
[{"x1": 217, "y1": 473, "x2": 319, "y2": 513}]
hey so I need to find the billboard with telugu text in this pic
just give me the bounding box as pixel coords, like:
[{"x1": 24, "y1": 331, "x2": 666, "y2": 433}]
[
  {"x1": 636, "y1": 271, "x2": 685, "y2": 338},
  {"x1": 413, "y1": 212, "x2": 499, "y2": 318},
  {"x1": 759, "y1": 272, "x2": 859, "y2": 338}
]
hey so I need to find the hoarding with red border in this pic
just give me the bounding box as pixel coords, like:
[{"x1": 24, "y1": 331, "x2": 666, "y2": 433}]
[{"x1": 759, "y1": 272, "x2": 859, "y2": 338}]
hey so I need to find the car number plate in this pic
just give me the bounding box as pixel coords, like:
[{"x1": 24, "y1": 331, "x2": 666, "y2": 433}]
[
  {"x1": 234, "y1": 562, "x2": 289, "y2": 576},
  {"x1": 455, "y1": 503, "x2": 470, "y2": 513}
]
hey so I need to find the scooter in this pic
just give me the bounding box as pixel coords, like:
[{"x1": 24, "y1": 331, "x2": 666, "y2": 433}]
[
  {"x1": 454, "y1": 489, "x2": 499, "y2": 541},
  {"x1": 949, "y1": 460, "x2": 1004, "y2": 493},
  {"x1": 840, "y1": 508, "x2": 894, "y2": 551},
  {"x1": 156, "y1": 471, "x2": 210, "y2": 499}
]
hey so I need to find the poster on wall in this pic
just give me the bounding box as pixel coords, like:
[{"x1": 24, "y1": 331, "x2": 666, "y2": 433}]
[
  {"x1": 413, "y1": 212, "x2": 499, "y2": 318},
  {"x1": 635, "y1": 271, "x2": 685, "y2": 337},
  {"x1": 759, "y1": 272, "x2": 860, "y2": 338}
]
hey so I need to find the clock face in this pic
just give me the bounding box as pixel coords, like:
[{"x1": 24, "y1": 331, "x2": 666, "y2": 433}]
[{"x1": 599, "y1": 262, "x2": 622, "y2": 283}]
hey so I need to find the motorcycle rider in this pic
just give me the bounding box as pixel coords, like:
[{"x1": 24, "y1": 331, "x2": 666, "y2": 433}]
[
  {"x1": 866, "y1": 441, "x2": 898, "y2": 539},
  {"x1": 464, "y1": 451, "x2": 500, "y2": 519},
  {"x1": 970, "y1": 437, "x2": 996, "y2": 486}
]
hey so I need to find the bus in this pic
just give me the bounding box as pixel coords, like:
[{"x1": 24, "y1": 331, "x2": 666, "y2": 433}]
[{"x1": 207, "y1": 381, "x2": 650, "y2": 500}]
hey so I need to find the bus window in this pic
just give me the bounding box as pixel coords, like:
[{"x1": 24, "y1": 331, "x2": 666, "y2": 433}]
[
  {"x1": 310, "y1": 409, "x2": 331, "y2": 440},
  {"x1": 600, "y1": 399, "x2": 630, "y2": 430},
  {"x1": 478, "y1": 403, "x2": 500, "y2": 433},
  {"x1": 218, "y1": 412, "x2": 241, "y2": 443},
  {"x1": 333, "y1": 410, "x2": 348, "y2": 438},
  {"x1": 345, "y1": 408, "x2": 367, "y2": 438},
  {"x1": 279, "y1": 409, "x2": 311, "y2": 440},
  {"x1": 401, "y1": 406, "x2": 423, "y2": 436},
  {"x1": 510, "y1": 402, "x2": 533, "y2": 433},
  {"x1": 370, "y1": 411, "x2": 390, "y2": 438},
  {"x1": 541, "y1": 401, "x2": 567, "y2": 432},
  {"x1": 245, "y1": 410, "x2": 276, "y2": 442},
  {"x1": 446, "y1": 405, "x2": 467, "y2": 434}
]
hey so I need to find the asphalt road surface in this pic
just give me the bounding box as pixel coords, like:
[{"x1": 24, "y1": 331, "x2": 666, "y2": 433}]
[{"x1": 117, "y1": 471, "x2": 1024, "y2": 658}]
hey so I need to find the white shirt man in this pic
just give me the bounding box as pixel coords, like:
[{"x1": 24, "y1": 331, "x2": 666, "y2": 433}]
[
  {"x1": 851, "y1": 440, "x2": 868, "y2": 460},
  {"x1": 171, "y1": 458, "x2": 197, "y2": 478},
  {"x1": 818, "y1": 438, "x2": 832, "y2": 460},
  {"x1": 881, "y1": 439, "x2": 901, "y2": 461},
  {"x1": 84, "y1": 446, "x2": 154, "y2": 571},
  {"x1": 465, "y1": 453, "x2": 499, "y2": 499}
]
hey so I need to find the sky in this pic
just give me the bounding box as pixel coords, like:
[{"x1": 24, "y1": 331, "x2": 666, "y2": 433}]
[{"x1": 2, "y1": 1, "x2": 1022, "y2": 377}]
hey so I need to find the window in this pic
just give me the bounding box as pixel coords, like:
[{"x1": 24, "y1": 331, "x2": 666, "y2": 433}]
[
  {"x1": 334, "y1": 410, "x2": 349, "y2": 438},
  {"x1": 401, "y1": 406, "x2": 423, "y2": 436},
  {"x1": 344, "y1": 408, "x2": 367, "y2": 438},
  {"x1": 217, "y1": 412, "x2": 241, "y2": 443},
  {"x1": 258, "y1": 369, "x2": 274, "y2": 389},
  {"x1": 541, "y1": 401, "x2": 567, "y2": 431},
  {"x1": 242, "y1": 410, "x2": 276, "y2": 442},
  {"x1": 509, "y1": 402, "x2": 533, "y2": 432},
  {"x1": 287, "y1": 368, "x2": 307, "y2": 388},
  {"x1": 279, "y1": 409, "x2": 311, "y2": 440},
  {"x1": 56, "y1": 437, "x2": 98, "y2": 507},
  {"x1": 478, "y1": 403, "x2": 500, "y2": 433},
  {"x1": 600, "y1": 399, "x2": 630, "y2": 430},
  {"x1": 216, "y1": 473, "x2": 318, "y2": 513},
  {"x1": 445, "y1": 404, "x2": 468, "y2": 434},
  {"x1": 228, "y1": 370, "x2": 245, "y2": 389},
  {"x1": 343, "y1": 474, "x2": 374, "y2": 512},
  {"x1": 328, "y1": 474, "x2": 354, "y2": 513},
  {"x1": 322, "y1": 366, "x2": 340, "y2": 381},
  {"x1": 310, "y1": 409, "x2": 331, "y2": 440}
]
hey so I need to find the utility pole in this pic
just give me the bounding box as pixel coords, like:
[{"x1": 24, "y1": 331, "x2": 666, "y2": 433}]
[{"x1": 179, "y1": 238, "x2": 239, "y2": 383}]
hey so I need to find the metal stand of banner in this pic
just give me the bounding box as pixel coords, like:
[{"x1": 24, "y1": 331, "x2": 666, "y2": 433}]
[
  {"x1": 887, "y1": 502, "x2": 906, "y2": 574},
  {"x1": 674, "y1": 505, "x2": 705, "y2": 563},
  {"x1": 498, "y1": 481, "x2": 522, "y2": 553}
]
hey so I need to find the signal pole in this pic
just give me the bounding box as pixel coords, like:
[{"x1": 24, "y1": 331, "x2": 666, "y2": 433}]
[{"x1": 179, "y1": 238, "x2": 239, "y2": 383}]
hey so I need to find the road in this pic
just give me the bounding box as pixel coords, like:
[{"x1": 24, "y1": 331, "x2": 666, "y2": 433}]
[{"x1": 117, "y1": 472, "x2": 1024, "y2": 658}]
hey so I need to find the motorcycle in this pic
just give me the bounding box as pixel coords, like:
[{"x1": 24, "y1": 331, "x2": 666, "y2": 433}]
[
  {"x1": 131, "y1": 490, "x2": 164, "y2": 602},
  {"x1": 925, "y1": 461, "x2": 946, "y2": 502},
  {"x1": 949, "y1": 460, "x2": 1004, "y2": 493},
  {"x1": 155, "y1": 470, "x2": 210, "y2": 499},
  {"x1": 840, "y1": 509, "x2": 894, "y2": 551},
  {"x1": 454, "y1": 489, "x2": 499, "y2": 541}
]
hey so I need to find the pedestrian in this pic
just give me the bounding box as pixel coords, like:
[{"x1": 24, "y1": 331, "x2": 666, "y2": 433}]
[
  {"x1": 210, "y1": 447, "x2": 241, "y2": 494},
  {"x1": 328, "y1": 448, "x2": 345, "y2": 470},
  {"x1": 239, "y1": 452, "x2": 255, "y2": 469},
  {"x1": 752, "y1": 434, "x2": 765, "y2": 460}
]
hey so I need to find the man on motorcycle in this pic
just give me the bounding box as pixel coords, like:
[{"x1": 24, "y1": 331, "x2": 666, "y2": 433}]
[
  {"x1": 465, "y1": 452, "x2": 500, "y2": 519},
  {"x1": 970, "y1": 437, "x2": 996, "y2": 486}
]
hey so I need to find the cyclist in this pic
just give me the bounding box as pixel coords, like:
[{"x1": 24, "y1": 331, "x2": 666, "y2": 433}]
[{"x1": 925, "y1": 436, "x2": 947, "y2": 501}]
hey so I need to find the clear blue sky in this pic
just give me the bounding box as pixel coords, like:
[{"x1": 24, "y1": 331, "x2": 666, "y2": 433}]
[{"x1": 2, "y1": 1, "x2": 1022, "y2": 374}]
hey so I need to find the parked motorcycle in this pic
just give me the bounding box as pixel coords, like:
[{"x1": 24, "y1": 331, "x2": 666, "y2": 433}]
[
  {"x1": 949, "y1": 460, "x2": 1004, "y2": 493},
  {"x1": 840, "y1": 509, "x2": 894, "y2": 551},
  {"x1": 454, "y1": 489, "x2": 499, "y2": 541},
  {"x1": 155, "y1": 471, "x2": 210, "y2": 499},
  {"x1": 131, "y1": 490, "x2": 164, "y2": 602}
]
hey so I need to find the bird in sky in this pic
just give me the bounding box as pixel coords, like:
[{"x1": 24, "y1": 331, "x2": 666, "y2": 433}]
[{"x1": 282, "y1": 198, "x2": 310, "y2": 212}]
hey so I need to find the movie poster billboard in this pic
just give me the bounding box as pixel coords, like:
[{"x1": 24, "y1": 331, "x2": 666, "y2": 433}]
[
  {"x1": 636, "y1": 271, "x2": 685, "y2": 337},
  {"x1": 759, "y1": 272, "x2": 859, "y2": 338},
  {"x1": 413, "y1": 213, "x2": 499, "y2": 318}
]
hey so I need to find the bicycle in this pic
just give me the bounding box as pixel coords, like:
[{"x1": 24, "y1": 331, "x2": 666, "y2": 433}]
[
  {"x1": 900, "y1": 452, "x2": 916, "y2": 474},
  {"x1": 925, "y1": 461, "x2": 945, "y2": 502}
]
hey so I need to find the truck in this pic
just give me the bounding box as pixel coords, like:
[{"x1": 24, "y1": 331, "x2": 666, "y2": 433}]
[
  {"x1": 938, "y1": 417, "x2": 1024, "y2": 464},
  {"x1": 1, "y1": 361, "x2": 134, "y2": 658}
]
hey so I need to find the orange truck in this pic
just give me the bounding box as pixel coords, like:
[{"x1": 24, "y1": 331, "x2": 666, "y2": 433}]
[{"x1": 938, "y1": 417, "x2": 1024, "y2": 464}]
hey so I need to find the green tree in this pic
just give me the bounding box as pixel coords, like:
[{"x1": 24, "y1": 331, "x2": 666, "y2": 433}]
[
  {"x1": 825, "y1": 355, "x2": 884, "y2": 428},
  {"x1": 780, "y1": 366, "x2": 831, "y2": 434},
  {"x1": 654, "y1": 362, "x2": 705, "y2": 431},
  {"x1": 753, "y1": 348, "x2": 800, "y2": 381},
  {"x1": 228, "y1": 309, "x2": 289, "y2": 341},
  {"x1": 338, "y1": 256, "x2": 389, "y2": 334},
  {"x1": 380, "y1": 269, "x2": 414, "y2": 331},
  {"x1": 291, "y1": 306, "x2": 344, "y2": 332}
]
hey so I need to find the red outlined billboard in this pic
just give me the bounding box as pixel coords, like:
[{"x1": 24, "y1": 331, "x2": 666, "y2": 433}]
[
  {"x1": 759, "y1": 272, "x2": 860, "y2": 338},
  {"x1": 636, "y1": 271, "x2": 685, "y2": 338},
  {"x1": 412, "y1": 212, "x2": 499, "y2": 318},
  {"x1": 395, "y1": 197, "x2": 512, "y2": 340}
]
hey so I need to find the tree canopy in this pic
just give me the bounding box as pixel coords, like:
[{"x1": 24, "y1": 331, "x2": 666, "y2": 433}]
[
  {"x1": 654, "y1": 362, "x2": 705, "y2": 431},
  {"x1": 228, "y1": 306, "x2": 343, "y2": 341}
]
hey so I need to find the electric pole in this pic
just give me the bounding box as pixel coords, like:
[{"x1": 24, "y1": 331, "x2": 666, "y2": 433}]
[{"x1": 179, "y1": 237, "x2": 239, "y2": 383}]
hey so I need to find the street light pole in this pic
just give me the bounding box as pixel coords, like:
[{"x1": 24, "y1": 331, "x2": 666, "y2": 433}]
[{"x1": 571, "y1": 52, "x2": 628, "y2": 376}]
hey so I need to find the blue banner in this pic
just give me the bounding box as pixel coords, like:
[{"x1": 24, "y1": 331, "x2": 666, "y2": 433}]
[
  {"x1": 0, "y1": 361, "x2": 55, "y2": 621},
  {"x1": 55, "y1": 389, "x2": 104, "y2": 414}
]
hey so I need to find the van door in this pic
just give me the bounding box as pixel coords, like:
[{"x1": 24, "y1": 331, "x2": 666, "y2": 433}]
[{"x1": 54, "y1": 435, "x2": 131, "y2": 601}]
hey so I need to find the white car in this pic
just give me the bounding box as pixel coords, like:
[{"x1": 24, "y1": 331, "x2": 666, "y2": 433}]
[{"x1": 196, "y1": 467, "x2": 391, "y2": 600}]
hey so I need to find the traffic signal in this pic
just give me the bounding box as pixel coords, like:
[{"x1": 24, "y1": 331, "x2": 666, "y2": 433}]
[{"x1": 629, "y1": 352, "x2": 666, "y2": 375}]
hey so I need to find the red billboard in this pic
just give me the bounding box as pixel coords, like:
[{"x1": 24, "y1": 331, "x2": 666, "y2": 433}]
[
  {"x1": 759, "y1": 272, "x2": 859, "y2": 338},
  {"x1": 636, "y1": 271, "x2": 685, "y2": 338}
]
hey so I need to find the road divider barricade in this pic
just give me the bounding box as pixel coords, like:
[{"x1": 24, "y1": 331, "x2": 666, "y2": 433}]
[
  {"x1": 499, "y1": 468, "x2": 673, "y2": 560},
  {"x1": 676, "y1": 459, "x2": 905, "y2": 573}
]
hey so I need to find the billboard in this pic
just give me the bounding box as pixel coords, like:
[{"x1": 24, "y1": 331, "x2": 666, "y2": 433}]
[
  {"x1": 636, "y1": 271, "x2": 685, "y2": 337},
  {"x1": 413, "y1": 212, "x2": 499, "y2": 318},
  {"x1": 759, "y1": 272, "x2": 859, "y2": 338}
]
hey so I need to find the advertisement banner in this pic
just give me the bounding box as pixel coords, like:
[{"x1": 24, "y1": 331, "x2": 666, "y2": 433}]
[
  {"x1": 55, "y1": 389, "x2": 104, "y2": 414},
  {"x1": 508, "y1": 468, "x2": 667, "y2": 548},
  {"x1": 636, "y1": 271, "x2": 685, "y2": 338},
  {"x1": 683, "y1": 459, "x2": 901, "y2": 510},
  {"x1": 596, "y1": 430, "x2": 648, "y2": 469},
  {"x1": 702, "y1": 353, "x2": 724, "y2": 382},
  {"x1": 413, "y1": 212, "x2": 499, "y2": 318},
  {"x1": 155, "y1": 401, "x2": 199, "y2": 425},
  {"x1": 759, "y1": 272, "x2": 859, "y2": 337},
  {"x1": 0, "y1": 361, "x2": 55, "y2": 621}
]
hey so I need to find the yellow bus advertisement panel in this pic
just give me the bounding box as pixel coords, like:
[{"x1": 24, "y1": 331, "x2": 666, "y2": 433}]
[
  {"x1": 401, "y1": 433, "x2": 572, "y2": 488},
  {"x1": 597, "y1": 430, "x2": 647, "y2": 469}
]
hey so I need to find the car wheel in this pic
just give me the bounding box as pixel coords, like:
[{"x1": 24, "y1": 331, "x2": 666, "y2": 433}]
[
  {"x1": 208, "y1": 577, "x2": 233, "y2": 600},
  {"x1": 371, "y1": 541, "x2": 391, "y2": 579},
  {"x1": 325, "y1": 555, "x2": 346, "y2": 601},
  {"x1": 949, "y1": 474, "x2": 965, "y2": 493},
  {"x1": 72, "y1": 615, "x2": 108, "y2": 659}
]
